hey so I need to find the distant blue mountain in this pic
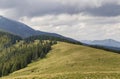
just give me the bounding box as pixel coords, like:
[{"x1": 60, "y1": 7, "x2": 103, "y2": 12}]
[
  {"x1": 0, "y1": 16, "x2": 79, "y2": 42},
  {"x1": 82, "y1": 39, "x2": 120, "y2": 48},
  {"x1": 0, "y1": 16, "x2": 38, "y2": 37}
]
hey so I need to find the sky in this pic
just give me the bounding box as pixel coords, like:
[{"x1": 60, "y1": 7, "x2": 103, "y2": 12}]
[{"x1": 0, "y1": 0, "x2": 120, "y2": 41}]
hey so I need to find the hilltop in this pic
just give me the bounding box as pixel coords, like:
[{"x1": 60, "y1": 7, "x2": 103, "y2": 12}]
[{"x1": 2, "y1": 42, "x2": 120, "y2": 79}]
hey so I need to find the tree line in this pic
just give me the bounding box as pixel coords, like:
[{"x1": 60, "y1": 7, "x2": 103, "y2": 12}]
[
  {"x1": 0, "y1": 31, "x2": 80, "y2": 77},
  {"x1": 0, "y1": 40, "x2": 57, "y2": 76}
]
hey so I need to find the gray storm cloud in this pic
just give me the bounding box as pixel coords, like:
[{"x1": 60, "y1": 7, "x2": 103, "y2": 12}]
[
  {"x1": 0, "y1": 0, "x2": 120, "y2": 41},
  {"x1": 0, "y1": 0, "x2": 120, "y2": 18}
]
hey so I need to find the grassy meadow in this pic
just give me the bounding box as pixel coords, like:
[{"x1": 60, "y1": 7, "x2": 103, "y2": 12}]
[{"x1": 1, "y1": 42, "x2": 120, "y2": 79}]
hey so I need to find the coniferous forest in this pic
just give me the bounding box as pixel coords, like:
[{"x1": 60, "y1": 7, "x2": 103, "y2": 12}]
[
  {"x1": 0, "y1": 31, "x2": 81, "y2": 77},
  {"x1": 0, "y1": 31, "x2": 57, "y2": 76}
]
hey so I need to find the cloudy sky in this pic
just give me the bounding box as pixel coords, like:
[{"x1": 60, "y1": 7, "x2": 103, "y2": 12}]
[{"x1": 0, "y1": 0, "x2": 120, "y2": 41}]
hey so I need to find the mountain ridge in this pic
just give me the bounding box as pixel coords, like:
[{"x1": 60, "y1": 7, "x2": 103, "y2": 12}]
[
  {"x1": 0, "y1": 16, "x2": 37, "y2": 37},
  {"x1": 0, "y1": 16, "x2": 79, "y2": 43},
  {"x1": 82, "y1": 39, "x2": 120, "y2": 48}
]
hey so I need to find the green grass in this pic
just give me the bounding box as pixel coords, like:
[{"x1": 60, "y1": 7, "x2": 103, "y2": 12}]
[{"x1": 1, "y1": 42, "x2": 120, "y2": 79}]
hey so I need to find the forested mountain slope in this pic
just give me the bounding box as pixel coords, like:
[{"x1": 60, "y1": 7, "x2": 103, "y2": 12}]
[
  {"x1": 0, "y1": 16, "x2": 80, "y2": 44},
  {"x1": 0, "y1": 31, "x2": 58, "y2": 76},
  {"x1": 0, "y1": 31, "x2": 21, "y2": 50}
]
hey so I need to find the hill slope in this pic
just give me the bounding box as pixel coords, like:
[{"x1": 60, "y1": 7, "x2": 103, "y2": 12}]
[
  {"x1": 0, "y1": 31, "x2": 21, "y2": 50},
  {"x1": 0, "y1": 16, "x2": 37, "y2": 37},
  {"x1": 2, "y1": 42, "x2": 120, "y2": 79}
]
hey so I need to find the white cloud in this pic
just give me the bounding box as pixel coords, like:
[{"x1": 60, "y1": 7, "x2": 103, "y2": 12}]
[{"x1": 19, "y1": 14, "x2": 120, "y2": 41}]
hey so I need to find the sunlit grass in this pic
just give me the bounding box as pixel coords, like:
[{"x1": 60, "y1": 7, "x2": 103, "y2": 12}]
[{"x1": 2, "y1": 42, "x2": 120, "y2": 79}]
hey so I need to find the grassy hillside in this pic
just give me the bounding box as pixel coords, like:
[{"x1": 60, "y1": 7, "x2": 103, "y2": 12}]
[{"x1": 2, "y1": 42, "x2": 120, "y2": 79}]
